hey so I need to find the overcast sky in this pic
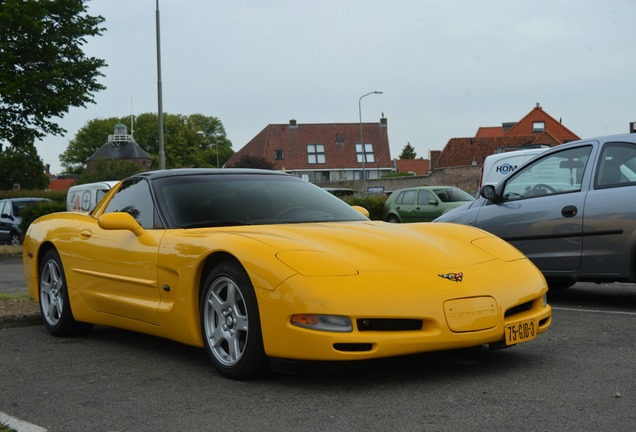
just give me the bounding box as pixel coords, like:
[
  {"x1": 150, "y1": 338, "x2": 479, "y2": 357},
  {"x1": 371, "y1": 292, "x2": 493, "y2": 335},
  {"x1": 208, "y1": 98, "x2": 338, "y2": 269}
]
[{"x1": 37, "y1": 0, "x2": 636, "y2": 174}]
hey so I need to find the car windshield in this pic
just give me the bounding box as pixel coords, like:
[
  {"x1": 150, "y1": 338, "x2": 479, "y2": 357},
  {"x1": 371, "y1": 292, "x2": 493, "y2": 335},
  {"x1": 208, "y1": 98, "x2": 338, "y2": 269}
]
[
  {"x1": 152, "y1": 173, "x2": 369, "y2": 228},
  {"x1": 433, "y1": 188, "x2": 474, "y2": 203}
]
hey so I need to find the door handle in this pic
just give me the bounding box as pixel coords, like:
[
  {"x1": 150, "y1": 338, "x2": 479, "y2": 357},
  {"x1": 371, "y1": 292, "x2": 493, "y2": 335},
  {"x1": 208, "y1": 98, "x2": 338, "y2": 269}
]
[{"x1": 561, "y1": 205, "x2": 578, "y2": 218}]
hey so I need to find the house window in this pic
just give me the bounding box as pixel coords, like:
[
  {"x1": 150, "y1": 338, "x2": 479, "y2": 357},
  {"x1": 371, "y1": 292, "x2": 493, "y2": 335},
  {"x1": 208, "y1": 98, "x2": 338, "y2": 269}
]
[
  {"x1": 533, "y1": 121, "x2": 545, "y2": 132},
  {"x1": 275, "y1": 149, "x2": 284, "y2": 160},
  {"x1": 307, "y1": 144, "x2": 325, "y2": 164},
  {"x1": 356, "y1": 143, "x2": 375, "y2": 163}
]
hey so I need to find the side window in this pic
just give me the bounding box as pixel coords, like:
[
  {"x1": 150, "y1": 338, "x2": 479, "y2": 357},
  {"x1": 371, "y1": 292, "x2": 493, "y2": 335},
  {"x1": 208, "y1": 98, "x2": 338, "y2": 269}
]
[
  {"x1": 417, "y1": 190, "x2": 434, "y2": 205},
  {"x1": 401, "y1": 190, "x2": 417, "y2": 205},
  {"x1": 595, "y1": 142, "x2": 636, "y2": 189},
  {"x1": 502, "y1": 145, "x2": 592, "y2": 201},
  {"x1": 104, "y1": 178, "x2": 155, "y2": 229}
]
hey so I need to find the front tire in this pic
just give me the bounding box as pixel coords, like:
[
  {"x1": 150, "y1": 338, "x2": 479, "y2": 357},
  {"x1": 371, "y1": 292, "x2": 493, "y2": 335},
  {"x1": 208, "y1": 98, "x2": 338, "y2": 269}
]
[
  {"x1": 200, "y1": 259, "x2": 269, "y2": 379},
  {"x1": 39, "y1": 248, "x2": 93, "y2": 336}
]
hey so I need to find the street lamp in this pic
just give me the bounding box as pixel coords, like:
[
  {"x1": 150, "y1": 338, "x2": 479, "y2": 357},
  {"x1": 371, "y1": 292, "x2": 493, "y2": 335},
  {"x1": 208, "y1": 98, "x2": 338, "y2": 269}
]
[
  {"x1": 359, "y1": 91, "x2": 383, "y2": 190},
  {"x1": 197, "y1": 131, "x2": 220, "y2": 168},
  {"x1": 156, "y1": 0, "x2": 165, "y2": 169}
]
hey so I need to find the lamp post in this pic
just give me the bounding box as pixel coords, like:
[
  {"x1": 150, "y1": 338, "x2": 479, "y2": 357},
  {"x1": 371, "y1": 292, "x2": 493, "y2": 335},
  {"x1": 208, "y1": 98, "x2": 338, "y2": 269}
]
[
  {"x1": 197, "y1": 131, "x2": 220, "y2": 168},
  {"x1": 156, "y1": 0, "x2": 165, "y2": 169},
  {"x1": 359, "y1": 91, "x2": 383, "y2": 191}
]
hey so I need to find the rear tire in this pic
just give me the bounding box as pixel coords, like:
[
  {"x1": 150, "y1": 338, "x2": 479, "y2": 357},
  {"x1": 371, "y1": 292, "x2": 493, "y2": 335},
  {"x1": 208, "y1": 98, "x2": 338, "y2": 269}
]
[
  {"x1": 39, "y1": 248, "x2": 93, "y2": 336},
  {"x1": 200, "y1": 259, "x2": 269, "y2": 379},
  {"x1": 386, "y1": 215, "x2": 400, "y2": 223}
]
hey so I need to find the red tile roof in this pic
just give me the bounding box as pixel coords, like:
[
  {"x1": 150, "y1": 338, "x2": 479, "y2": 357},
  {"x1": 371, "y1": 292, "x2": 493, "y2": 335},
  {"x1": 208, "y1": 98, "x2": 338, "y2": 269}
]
[
  {"x1": 395, "y1": 159, "x2": 430, "y2": 175},
  {"x1": 475, "y1": 126, "x2": 504, "y2": 138},
  {"x1": 47, "y1": 178, "x2": 76, "y2": 191},
  {"x1": 434, "y1": 105, "x2": 580, "y2": 169}
]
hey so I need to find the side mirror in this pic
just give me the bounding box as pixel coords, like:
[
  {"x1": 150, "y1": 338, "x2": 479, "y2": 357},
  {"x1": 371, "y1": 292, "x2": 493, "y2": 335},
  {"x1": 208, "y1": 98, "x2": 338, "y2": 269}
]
[
  {"x1": 98, "y1": 212, "x2": 144, "y2": 237},
  {"x1": 480, "y1": 185, "x2": 499, "y2": 202},
  {"x1": 429, "y1": 200, "x2": 438, "y2": 206}
]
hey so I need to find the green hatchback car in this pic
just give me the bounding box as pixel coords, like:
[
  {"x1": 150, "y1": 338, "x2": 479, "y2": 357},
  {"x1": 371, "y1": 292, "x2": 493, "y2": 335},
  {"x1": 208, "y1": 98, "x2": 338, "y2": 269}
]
[{"x1": 382, "y1": 186, "x2": 474, "y2": 223}]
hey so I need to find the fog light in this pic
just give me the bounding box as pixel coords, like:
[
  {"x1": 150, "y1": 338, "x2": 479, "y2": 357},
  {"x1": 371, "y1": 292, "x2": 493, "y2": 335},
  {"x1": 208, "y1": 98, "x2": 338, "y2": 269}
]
[{"x1": 290, "y1": 314, "x2": 352, "y2": 332}]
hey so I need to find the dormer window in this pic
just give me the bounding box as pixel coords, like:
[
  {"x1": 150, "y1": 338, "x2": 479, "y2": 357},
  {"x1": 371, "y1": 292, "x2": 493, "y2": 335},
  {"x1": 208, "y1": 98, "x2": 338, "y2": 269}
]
[{"x1": 533, "y1": 121, "x2": 545, "y2": 132}]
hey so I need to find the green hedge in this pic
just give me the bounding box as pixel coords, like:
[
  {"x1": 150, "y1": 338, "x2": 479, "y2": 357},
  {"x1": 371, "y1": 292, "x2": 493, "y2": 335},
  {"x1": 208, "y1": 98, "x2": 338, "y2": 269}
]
[
  {"x1": 0, "y1": 189, "x2": 66, "y2": 203},
  {"x1": 342, "y1": 194, "x2": 387, "y2": 220},
  {"x1": 19, "y1": 200, "x2": 66, "y2": 236}
]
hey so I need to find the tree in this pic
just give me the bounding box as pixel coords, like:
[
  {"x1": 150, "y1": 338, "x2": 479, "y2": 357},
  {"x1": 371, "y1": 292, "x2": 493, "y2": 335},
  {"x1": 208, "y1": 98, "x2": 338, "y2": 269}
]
[
  {"x1": 0, "y1": 143, "x2": 49, "y2": 190},
  {"x1": 0, "y1": 0, "x2": 106, "y2": 145},
  {"x1": 399, "y1": 142, "x2": 417, "y2": 160},
  {"x1": 59, "y1": 113, "x2": 234, "y2": 173}
]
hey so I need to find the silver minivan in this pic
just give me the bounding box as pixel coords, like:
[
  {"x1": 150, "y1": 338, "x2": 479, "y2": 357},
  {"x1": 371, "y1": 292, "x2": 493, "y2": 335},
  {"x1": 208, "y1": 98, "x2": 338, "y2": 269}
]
[{"x1": 435, "y1": 133, "x2": 636, "y2": 289}]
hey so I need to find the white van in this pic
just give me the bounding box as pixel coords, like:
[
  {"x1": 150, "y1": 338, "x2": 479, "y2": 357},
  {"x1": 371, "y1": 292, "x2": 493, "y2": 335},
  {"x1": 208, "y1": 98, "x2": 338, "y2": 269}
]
[
  {"x1": 480, "y1": 147, "x2": 550, "y2": 187},
  {"x1": 66, "y1": 180, "x2": 119, "y2": 212}
]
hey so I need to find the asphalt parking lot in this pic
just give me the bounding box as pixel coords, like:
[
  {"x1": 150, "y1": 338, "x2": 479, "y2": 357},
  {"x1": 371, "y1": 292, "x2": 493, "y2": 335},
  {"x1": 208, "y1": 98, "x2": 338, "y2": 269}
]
[
  {"x1": 1, "y1": 255, "x2": 635, "y2": 431},
  {"x1": 0, "y1": 255, "x2": 26, "y2": 296}
]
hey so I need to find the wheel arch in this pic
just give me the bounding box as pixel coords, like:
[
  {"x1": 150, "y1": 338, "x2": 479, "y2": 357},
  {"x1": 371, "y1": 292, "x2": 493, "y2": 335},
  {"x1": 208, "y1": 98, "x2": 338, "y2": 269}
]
[{"x1": 198, "y1": 251, "x2": 242, "y2": 302}]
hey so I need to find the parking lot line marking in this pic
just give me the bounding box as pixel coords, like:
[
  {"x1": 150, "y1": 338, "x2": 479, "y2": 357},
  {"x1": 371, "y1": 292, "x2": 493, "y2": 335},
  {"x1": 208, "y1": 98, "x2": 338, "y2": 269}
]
[
  {"x1": 0, "y1": 412, "x2": 47, "y2": 432},
  {"x1": 552, "y1": 306, "x2": 636, "y2": 316}
]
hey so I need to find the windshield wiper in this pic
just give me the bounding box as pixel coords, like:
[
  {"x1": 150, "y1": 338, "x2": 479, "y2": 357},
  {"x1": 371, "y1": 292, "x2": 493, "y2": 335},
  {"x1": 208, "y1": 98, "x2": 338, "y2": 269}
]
[{"x1": 183, "y1": 220, "x2": 249, "y2": 228}]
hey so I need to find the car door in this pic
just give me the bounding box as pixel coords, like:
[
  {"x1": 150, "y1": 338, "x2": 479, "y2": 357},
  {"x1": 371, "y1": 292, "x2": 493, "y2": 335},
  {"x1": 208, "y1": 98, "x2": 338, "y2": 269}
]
[
  {"x1": 394, "y1": 189, "x2": 418, "y2": 222},
  {"x1": 580, "y1": 140, "x2": 636, "y2": 277},
  {"x1": 70, "y1": 178, "x2": 165, "y2": 325},
  {"x1": 411, "y1": 190, "x2": 443, "y2": 222},
  {"x1": 473, "y1": 144, "x2": 594, "y2": 271}
]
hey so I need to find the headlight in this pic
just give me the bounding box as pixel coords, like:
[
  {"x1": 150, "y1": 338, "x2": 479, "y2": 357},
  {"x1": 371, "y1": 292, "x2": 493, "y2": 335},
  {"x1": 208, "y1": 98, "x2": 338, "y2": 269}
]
[{"x1": 290, "y1": 314, "x2": 353, "y2": 332}]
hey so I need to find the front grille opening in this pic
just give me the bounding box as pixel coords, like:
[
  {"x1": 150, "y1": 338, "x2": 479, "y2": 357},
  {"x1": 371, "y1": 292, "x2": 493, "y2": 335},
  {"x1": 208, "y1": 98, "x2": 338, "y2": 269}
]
[
  {"x1": 333, "y1": 343, "x2": 373, "y2": 352},
  {"x1": 505, "y1": 301, "x2": 532, "y2": 318},
  {"x1": 356, "y1": 318, "x2": 423, "y2": 332}
]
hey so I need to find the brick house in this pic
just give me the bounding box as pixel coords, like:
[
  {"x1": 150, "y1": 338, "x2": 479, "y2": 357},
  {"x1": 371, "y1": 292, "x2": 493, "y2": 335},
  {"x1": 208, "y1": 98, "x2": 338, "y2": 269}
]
[
  {"x1": 226, "y1": 118, "x2": 392, "y2": 182},
  {"x1": 431, "y1": 104, "x2": 580, "y2": 169}
]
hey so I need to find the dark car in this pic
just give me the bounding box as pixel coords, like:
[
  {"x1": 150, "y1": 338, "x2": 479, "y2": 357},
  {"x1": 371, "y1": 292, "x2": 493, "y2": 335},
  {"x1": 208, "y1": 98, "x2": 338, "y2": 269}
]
[
  {"x1": 0, "y1": 198, "x2": 50, "y2": 245},
  {"x1": 435, "y1": 132, "x2": 636, "y2": 289},
  {"x1": 383, "y1": 186, "x2": 474, "y2": 223}
]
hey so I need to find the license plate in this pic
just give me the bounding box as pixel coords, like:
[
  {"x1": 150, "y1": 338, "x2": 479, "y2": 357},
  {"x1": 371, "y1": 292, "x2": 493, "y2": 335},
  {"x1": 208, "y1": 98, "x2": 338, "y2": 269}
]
[{"x1": 504, "y1": 318, "x2": 537, "y2": 345}]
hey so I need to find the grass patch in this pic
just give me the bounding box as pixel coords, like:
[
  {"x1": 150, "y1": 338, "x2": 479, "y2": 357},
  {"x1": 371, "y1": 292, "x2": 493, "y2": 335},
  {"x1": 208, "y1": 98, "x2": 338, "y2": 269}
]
[
  {"x1": 0, "y1": 293, "x2": 30, "y2": 300},
  {"x1": 0, "y1": 423, "x2": 17, "y2": 432},
  {"x1": 0, "y1": 245, "x2": 22, "y2": 256}
]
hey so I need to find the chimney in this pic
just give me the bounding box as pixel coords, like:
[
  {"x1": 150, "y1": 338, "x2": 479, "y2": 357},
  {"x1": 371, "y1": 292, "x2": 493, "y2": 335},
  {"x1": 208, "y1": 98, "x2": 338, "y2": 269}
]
[
  {"x1": 630, "y1": 122, "x2": 636, "y2": 133},
  {"x1": 289, "y1": 119, "x2": 297, "y2": 128},
  {"x1": 380, "y1": 116, "x2": 387, "y2": 127}
]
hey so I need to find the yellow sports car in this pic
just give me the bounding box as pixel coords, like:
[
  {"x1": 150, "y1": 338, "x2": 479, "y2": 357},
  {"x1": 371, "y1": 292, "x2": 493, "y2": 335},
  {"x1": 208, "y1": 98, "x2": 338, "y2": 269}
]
[{"x1": 23, "y1": 169, "x2": 552, "y2": 379}]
